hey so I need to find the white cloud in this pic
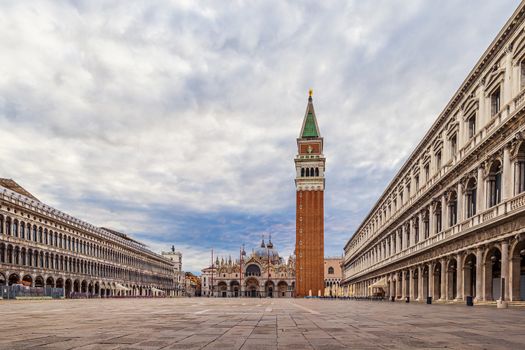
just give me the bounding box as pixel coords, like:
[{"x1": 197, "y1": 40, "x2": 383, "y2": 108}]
[{"x1": 0, "y1": 0, "x2": 519, "y2": 272}]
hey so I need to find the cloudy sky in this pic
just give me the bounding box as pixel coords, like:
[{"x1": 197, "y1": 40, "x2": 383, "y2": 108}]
[{"x1": 0, "y1": 0, "x2": 519, "y2": 273}]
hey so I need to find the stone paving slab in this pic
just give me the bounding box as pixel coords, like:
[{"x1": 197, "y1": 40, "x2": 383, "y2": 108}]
[{"x1": 0, "y1": 298, "x2": 524, "y2": 349}]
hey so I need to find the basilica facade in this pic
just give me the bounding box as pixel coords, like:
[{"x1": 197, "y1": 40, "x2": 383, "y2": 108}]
[
  {"x1": 201, "y1": 239, "x2": 295, "y2": 297},
  {"x1": 342, "y1": 2, "x2": 525, "y2": 304},
  {"x1": 0, "y1": 179, "x2": 177, "y2": 298}
]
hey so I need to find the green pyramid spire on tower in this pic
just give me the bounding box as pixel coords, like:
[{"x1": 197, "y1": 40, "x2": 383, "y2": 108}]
[
  {"x1": 302, "y1": 112, "x2": 318, "y2": 137},
  {"x1": 300, "y1": 89, "x2": 321, "y2": 138}
]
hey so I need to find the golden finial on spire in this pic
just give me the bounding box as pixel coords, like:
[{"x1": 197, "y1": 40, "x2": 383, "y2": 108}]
[{"x1": 308, "y1": 88, "x2": 313, "y2": 97}]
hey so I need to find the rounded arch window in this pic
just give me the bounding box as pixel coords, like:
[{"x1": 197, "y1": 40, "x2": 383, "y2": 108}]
[
  {"x1": 328, "y1": 267, "x2": 334, "y2": 274},
  {"x1": 246, "y1": 264, "x2": 261, "y2": 276}
]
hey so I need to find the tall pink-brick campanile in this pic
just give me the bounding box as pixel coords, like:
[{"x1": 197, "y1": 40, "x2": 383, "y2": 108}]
[{"x1": 294, "y1": 90, "x2": 325, "y2": 297}]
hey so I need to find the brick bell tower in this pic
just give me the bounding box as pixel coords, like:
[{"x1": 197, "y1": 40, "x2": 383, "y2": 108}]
[{"x1": 295, "y1": 89, "x2": 325, "y2": 298}]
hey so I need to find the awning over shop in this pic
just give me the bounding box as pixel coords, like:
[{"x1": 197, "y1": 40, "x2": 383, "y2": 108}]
[
  {"x1": 368, "y1": 278, "x2": 387, "y2": 290},
  {"x1": 151, "y1": 287, "x2": 165, "y2": 294},
  {"x1": 115, "y1": 283, "x2": 130, "y2": 291}
]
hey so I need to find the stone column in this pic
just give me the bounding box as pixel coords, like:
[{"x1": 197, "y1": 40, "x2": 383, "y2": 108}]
[
  {"x1": 429, "y1": 205, "x2": 435, "y2": 236},
  {"x1": 401, "y1": 270, "x2": 406, "y2": 299},
  {"x1": 479, "y1": 84, "x2": 486, "y2": 127},
  {"x1": 418, "y1": 265, "x2": 424, "y2": 301},
  {"x1": 456, "y1": 253, "x2": 463, "y2": 300},
  {"x1": 504, "y1": 46, "x2": 513, "y2": 105},
  {"x1": 418, "y1": 212, "x2": 423, "y2": 242},
  {"x1": 501, "y1": 240, "x2": 509, "y2": 301},
  {"x1": 502, "y1": 146, "x2": 512, "y2": 201},
  {"x1": 441, "y1": 195, "x2": 447, "y2": 231},
  {"x1": 396, "y1": 230, "x2": 402, "y2": 252},
  {"x1": 440, "y1": 258, "x2": 447, "y2": 300},
  {"x1": 457, "y1": 182, "x2": 464, "y2": 223},
  {"x1": 409, "y1": 268, "x2": 415, "y2": 300},
  {"x1": 475, "y1": 247, "x2": 484, "y2": 301},
  {"x1": 457, "y1": 109, "x2": 464, "y2": 147},
  {"x1": 389, "y1": 274, "x2": 395, "y2": 298},
  {"x1": 396, "y1": 273, "x2": 402, "y2": 299},
  {"x1": 428, "y1": 262, "x2": 434, "y2": 298},
  {"x1": 477, "y1": 166, "x2": 485, "y2": 214}
]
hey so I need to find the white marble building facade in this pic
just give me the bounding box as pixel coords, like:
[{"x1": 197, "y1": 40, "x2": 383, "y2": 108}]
[
  {"x1": 0, "y1": 179, "x2": 176, "y2": 297},
  {"x1": 342, "y1": 3, "x2": 525, "y2": 303}
]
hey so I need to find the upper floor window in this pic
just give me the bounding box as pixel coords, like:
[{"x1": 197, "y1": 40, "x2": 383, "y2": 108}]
[
  {"x1": 521, "y1": 61, "x2": 525, "y2": 90},
  {"x1": 487, "y1": 161, "x2": 502, "y2": 207},
  {"x1": 490, "y1": 88, "x2": 501, "y2": 117},
  {"x1": 435, "y1": 202, "x2": 442, "y2": 233},
  {"x1": 448, "y1": 191, "x2": 458, "y2": 227},
  {"x1": 466, "y1": 178, "x2": 477, "y2": 218},
  {"x1": 450, "y1": 134, "x2": 457, "y2": 157},
  {"x1": 424, "y1": 164, "x2": 430, "y2": 182},
  {"x1": 6, "y1": 218, "x2": 11, "y2": 235},
  {"x1": 413, "y1": 220, "x2": 419, "y2": 244},
  {"x1": 415, "y1": 175, "x2": 420, "y2": 191},
  {"x1": 436, "y1": 151, "x2": 442, "y2": 170},
  {"x1": 423, "y1": 211, "x2": 430, "y2": 239},
  {"x1": 328, "y1": 267, "x2": 334, "y2": 274},
  {"x1": 468, "y1": 115, "x2": 476, "y2": 139}
]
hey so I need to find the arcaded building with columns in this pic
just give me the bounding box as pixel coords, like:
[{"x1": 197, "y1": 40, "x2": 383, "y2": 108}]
[
  {"x1": 0, "y1": 179, "x2": 176, "y2": 297},
  {"x1": 342, "y1": 3, "x2": 525, "y2": 303}
]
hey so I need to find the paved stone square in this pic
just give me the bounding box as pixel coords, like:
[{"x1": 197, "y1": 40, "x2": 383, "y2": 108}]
[{"x1": 0, "y1": 298, "x2": 524, "y2": 349}]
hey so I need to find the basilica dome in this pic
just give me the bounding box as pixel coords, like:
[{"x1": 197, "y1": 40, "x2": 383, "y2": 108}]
[{"x1": 254, "y1": 239, "x2": 280, "y2": 260}]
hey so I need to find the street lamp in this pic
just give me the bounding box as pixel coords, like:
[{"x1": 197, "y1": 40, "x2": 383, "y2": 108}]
[
  {"x1": 240, "y1": 244, "x2": 245, "y2": 297},
  {"x1": 266, "y1": 234, "x2": 273, "y2": 298},
  {"x1": 210, "y1": 248, "x2": 214, "y2": 297}
]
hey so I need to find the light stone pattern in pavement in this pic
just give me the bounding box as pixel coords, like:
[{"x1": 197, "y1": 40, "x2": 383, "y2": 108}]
[{"x1": 0, "y1": 298, "x2": 524, "y2": 350}]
